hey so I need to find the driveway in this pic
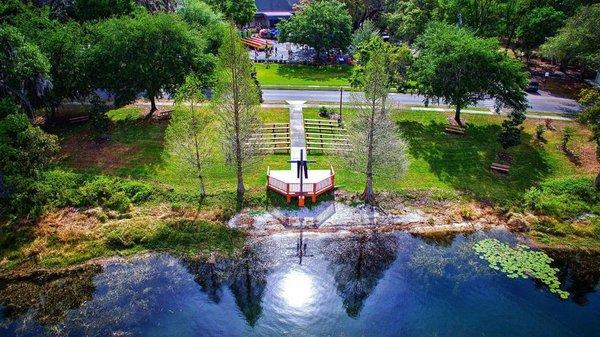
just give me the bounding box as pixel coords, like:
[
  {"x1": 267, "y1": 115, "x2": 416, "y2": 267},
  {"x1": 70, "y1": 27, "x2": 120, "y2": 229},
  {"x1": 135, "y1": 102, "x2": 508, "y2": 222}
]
[{"x1": 262, "y1": 89, "x2": 581, "y2": 114}]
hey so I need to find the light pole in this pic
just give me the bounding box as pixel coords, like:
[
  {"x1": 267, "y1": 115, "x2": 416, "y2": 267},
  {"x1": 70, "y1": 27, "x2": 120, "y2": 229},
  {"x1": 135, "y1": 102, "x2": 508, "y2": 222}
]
[{"x1": 339, "y1": 87, "x2": 343, "y2": 124}]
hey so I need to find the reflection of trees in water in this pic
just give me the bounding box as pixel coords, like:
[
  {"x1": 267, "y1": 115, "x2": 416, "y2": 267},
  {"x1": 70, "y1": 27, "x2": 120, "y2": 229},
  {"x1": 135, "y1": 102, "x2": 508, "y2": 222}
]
[
  {"x1": 184, "y1": 258, "x2": 232, "y2": 304},
  {"x1": 323, "y1": 234, "x2": 398, "y2": 318},
  {"x1": 184, "y1": 243, "x2": 270, "y2": 327},
  {"x1": 407, "y1": 233, "x2": 490, "y2": 288},
  {"x1": 546, "y1": 250, "x2": 600, "y2": 306},
  {"x1": 228, "y1": 248, "x2": 269, "y2": 326},
  {"x1": 0, "y1": 264, "x2": 101, "y2": 326}
]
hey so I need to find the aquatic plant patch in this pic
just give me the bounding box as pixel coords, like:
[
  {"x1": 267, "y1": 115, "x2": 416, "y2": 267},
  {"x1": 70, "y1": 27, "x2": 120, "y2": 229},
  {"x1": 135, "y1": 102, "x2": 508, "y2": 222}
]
[{"x1": 473, "y1": 239, "x2": 569, "y2": 299}]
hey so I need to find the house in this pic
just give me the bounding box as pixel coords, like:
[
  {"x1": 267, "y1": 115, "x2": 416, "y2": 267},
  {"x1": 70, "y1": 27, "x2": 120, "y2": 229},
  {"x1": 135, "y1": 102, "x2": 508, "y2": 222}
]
[{"x1": 253, "y1": 0, "x2": 299, "y2": 28}]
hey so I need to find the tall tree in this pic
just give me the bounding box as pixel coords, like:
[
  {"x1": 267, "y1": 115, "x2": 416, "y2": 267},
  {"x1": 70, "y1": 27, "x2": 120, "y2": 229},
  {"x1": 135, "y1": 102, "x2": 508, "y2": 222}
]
[
  {"x1": 340, "y1": 0, "x2": 386, "y2": 29},
  {"x1": 0, "y1": 25, "x2": 51, "y2": 120},
  {"x1": 278, "y1": 0, "x2": 353, "y2": 59},
  {"x1": 346, "y1": 51, "x2": 408, "y2": 204},
  {"x1": 204, "y1": 0, "x2": 256, "y2": 27},
  {"x1": 412, "y1": 22, "x2": 528, "y2": 126},
  {"x1": 213, "y1": 25, "x2": 261, "y2": 199},
  {"x1": 166, "y1": 75, "x2": 213, "y2": 202},
  {"x1": 177, "y1": 0, "x2": 226, "y2": 54},
  {"x1": 88, "y1": 12, "x2": 213, "y2": 116},
  {"x1": 541, "y1": 4, "x2": 600, "y2": 71},
  {"x1": 74, "y1": 0, "x2": 135, "y2": 21},
  {"x1": 382, "y1": 0, "x2": 438, "y2": 44},
  {"x1": 350, "y1": 36, "x2": 413, "y2": 91},
  {"x1": 517, "y1": 6, "x2": 565, "y2": 59},
  {"x1": 578, "y1": 88, "x2": 600, "y2": 189}
]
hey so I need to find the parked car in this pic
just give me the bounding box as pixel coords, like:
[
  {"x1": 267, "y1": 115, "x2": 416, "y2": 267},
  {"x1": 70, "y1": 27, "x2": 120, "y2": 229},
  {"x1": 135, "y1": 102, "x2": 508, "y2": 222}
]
[{"x1": 525, "y1": 80, "x2": 539, "y2": 93}]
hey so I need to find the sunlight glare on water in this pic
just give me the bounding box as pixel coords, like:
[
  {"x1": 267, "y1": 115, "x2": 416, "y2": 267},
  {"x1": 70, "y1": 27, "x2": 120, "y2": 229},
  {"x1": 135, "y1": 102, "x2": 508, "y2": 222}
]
[{"x1": 278, "y1": 270, "x2": 316, "y2": 309}]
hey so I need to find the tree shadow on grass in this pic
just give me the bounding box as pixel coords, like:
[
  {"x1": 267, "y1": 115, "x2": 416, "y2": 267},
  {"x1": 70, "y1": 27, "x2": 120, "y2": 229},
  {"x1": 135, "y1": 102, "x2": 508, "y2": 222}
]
[{"x1": 397, "y1": 120, "x2": 552, "y2": 204}]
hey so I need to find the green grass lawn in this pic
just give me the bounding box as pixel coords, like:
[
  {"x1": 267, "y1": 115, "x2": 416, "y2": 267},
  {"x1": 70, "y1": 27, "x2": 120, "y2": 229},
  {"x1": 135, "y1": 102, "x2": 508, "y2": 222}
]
[
  {"x1": 255, "y1": 63, "x2": 352, "y2": 88},
  {"x1": 57, "y1": 106, "x2": 595, "y2": 208}
]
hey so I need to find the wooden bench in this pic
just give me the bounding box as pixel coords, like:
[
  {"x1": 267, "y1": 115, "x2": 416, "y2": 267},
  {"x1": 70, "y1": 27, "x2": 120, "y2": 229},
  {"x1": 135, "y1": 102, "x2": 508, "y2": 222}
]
[
  {"x1": 444, "y1": 125, "x2": 465, "y2": 135},
  {"x1": 490, "y1": 163, "x2": 510, "y2": 174},
  {"x1": 69, "y1": 115, "x2": 89, "y2": 124}
]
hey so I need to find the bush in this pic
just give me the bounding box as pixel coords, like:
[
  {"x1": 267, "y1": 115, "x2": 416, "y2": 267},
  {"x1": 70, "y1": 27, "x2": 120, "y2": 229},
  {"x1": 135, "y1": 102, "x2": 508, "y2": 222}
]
[
  {"x1": 2, "y1": 169, "x2": 156, "y2": 218},
  {"x1": 524, "y1": 177, "x2": 600, "y2": 219},
  {"x1": 535, "y1": 124, "x2": 545, "y2": 141},
  {"x1": 104, "y1": 191, "x2": 132, "y2": 213}
]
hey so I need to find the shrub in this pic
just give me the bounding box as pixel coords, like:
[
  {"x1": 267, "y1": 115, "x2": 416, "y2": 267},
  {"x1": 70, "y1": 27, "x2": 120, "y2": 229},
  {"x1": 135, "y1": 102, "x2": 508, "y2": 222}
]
[
  {"x1": 561, "y1": 127, "x2": 575, "y2": 149},
  {"x1": 524, "y1": 177, "x2": 600, "y2": 219},
  {"x1": 104, "y1": 192, "x2": 132, "y2": 213},
  {"x1": 2, "y1": 169, "x2": 156, "y2": 218},
  {"x1": 535, "y1": 124, "x2": 545, "y2": 141}
]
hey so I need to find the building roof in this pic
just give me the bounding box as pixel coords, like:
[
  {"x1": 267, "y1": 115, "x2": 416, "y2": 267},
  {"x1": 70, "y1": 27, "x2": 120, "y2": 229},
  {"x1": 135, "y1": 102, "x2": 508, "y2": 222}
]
[{"x1": 255, "y1": 0, "x2": 298, "y2": 13}]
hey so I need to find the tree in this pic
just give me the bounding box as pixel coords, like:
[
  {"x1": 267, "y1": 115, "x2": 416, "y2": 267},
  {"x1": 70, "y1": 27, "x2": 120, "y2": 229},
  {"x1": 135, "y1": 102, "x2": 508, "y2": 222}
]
[
  {"x1": 497, "y1": 109, "x2": 526, "y2": 150},
  {"x1": 88, "y1": 13, "x2": 213, "y2": 117},
  {"x1": 346, "y1": 51, "x2": 409, "y2": 204},
  {"x1": 350, "y1": 36, "x2": 413, "y2": 91},
  {"x1": 437, "y1": 0, "x2": 503, "y2": 37},
  {"x1": 0, "y1": 109, "x2": 59, "y2": 178},
  {"x1": 0, "y1": 25, "x2": 51, "y2": 120},
  {"x1": 412, "y1": 23, "x2": 528, "y2": 126},
  {"x1": 382, "y1": 0, "x2": 438, "y2": 43},
  {"x1": 87, "y1": 96, "x2": 111, "y2": 141},
  {"x1": 74, "y1": 0, "x2": 135, "y2": 21},
  {"x1": 350, "y1": 19, "x2": 379, "y2": 53},
  {"x1": 541, "y1": 4, "x2": 600, "y2": 71},
  {"x1": 340, "y1": 0, "x2": 386, "y2": 29},
  {"x1": 278, "y1": 0, "x2": 353, "y2": 59},
  {"x1": 578, "y1": 88, "x2": 600, "y2": 189},
  {"x1": 177, "y1": 0, "x2": 226, "y2": 54},
  {"x1": 166, "y1": 75, "x2": 213, "y2": 202},
  {"x1": 204, "y1": 0, "x2": 256, "y2": 27},
  {"x1": 517, "y1": 6, "x2": 565, "y2": 58},
  {"x1": 213, "y1": 25, "x2": 261, "y2": 199}
]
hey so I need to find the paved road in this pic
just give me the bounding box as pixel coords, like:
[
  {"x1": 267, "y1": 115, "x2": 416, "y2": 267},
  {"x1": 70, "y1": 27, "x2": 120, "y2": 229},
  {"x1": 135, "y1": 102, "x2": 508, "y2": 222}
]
[{"x1": 263, "y1": 89, "x2": 581, "y2": 114}]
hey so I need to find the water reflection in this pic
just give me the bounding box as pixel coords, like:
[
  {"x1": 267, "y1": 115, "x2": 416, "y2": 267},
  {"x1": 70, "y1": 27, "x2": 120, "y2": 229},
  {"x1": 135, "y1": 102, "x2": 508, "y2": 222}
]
[
  {"x1": 548, "y1": 250, "x2": 600, "y2": 306},
  {"x1": 0, "y1": 231, "x2": 599, "y2": 337},
  {"x1": 0, "y1": 265, "x2": 100, "y2": 326},
  {"x1": 323, "y1": 234, "x2": 398, "y2": 317}
]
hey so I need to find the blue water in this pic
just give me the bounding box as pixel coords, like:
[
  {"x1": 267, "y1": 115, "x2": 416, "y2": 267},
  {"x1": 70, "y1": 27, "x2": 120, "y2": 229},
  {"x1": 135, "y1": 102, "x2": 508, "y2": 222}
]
[{"x1": 1, "y1": 230, "x2": 599, "y2": 337}]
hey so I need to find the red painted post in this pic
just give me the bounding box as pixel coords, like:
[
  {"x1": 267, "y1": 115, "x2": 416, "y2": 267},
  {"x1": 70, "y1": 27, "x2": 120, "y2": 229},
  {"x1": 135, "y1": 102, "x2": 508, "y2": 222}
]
[
  {"x1": 312, "y1": 183, "x2": 317, "y2": 203},
  {"x1": 286, "y1": 183, "x2": 291, "y2": 204}
]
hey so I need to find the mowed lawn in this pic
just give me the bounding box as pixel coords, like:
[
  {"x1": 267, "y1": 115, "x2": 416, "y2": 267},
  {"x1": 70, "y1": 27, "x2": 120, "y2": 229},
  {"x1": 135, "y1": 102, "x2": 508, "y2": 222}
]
[
  {"x1": 57, "y1": 106, "x2": 596, "y2": 206},
  {"x1": 254, "y1": 64, "x2": 352, "y2": 87}
]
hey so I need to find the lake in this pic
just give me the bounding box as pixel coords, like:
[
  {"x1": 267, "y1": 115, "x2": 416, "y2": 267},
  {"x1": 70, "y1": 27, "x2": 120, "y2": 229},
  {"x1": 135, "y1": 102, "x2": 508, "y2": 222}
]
[{"x1": 1, "y1": 229, "x2": 599, "y2": 337}]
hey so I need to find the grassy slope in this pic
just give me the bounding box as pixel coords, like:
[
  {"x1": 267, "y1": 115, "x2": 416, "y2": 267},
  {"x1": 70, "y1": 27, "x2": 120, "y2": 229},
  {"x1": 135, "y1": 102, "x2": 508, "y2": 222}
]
[
  {"x1": 59, "y1": 106, "x2": 593, "y2": 206},
  {"x1": 255, "y1": 64, "x2": 352, "y2": 87}
]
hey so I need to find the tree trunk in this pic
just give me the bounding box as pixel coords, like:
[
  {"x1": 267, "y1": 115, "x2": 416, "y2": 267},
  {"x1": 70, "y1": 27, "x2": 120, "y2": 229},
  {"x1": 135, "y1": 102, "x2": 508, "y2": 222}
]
[
  {"x1": 362, "y1": 174, "x2": 375, "y2": 205},
  {"x1": 147, "y1": 96, "x2": 157, "y2": 118},
  {"x1": 454, "y1": 105, "x2": 463, "y2": 126},
  {"x1": 198, "y1": 175, "x2": 206, "y2": 202},
  {"x1": 236, "y1": 161, "x2": 245, "y2": 197},
  {"x1": 595, "y1": 172, "x2": 600, "y2": 190}
]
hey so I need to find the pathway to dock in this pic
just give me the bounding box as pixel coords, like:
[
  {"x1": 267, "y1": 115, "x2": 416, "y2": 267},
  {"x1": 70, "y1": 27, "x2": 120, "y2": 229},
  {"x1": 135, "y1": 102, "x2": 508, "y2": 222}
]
[{"x1": 287, "y1": 101, "x2": 307, "y2": 171}]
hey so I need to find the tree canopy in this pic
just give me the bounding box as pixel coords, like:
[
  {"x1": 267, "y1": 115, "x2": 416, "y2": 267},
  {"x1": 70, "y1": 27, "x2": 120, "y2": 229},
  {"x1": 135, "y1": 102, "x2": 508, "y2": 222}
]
[
  {"x1": 204, "y1": 0, "x2": 256, "y2": 27},
  {"x1": 412, "y1": 22, "x2": 528, "y2": 125},
  {"x1": 0, "y1": 25, "x2": 51, "y2": 119},
  {"x1": 541, "y1": 4, "x2": 600, "y2": 70},
  {"x1": 278, "y1": 0, "x2": 353, "y2": 58},
  {"x1": 88, "y1": 12, "x2": 214, "y2": 114}
]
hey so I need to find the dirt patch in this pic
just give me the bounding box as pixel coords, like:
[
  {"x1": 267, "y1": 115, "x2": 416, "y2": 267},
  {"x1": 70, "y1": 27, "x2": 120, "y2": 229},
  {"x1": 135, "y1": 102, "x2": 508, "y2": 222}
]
[
  {"x1": 573, "y1": 143, "x2": 600, "y2": 173},
  {"x1": 59, "y1": 131, "x2": 141, "y2": 173}
]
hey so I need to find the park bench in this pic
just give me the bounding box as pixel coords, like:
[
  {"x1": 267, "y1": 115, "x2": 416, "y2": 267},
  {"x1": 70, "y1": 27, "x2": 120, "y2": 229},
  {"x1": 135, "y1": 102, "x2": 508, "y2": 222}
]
[
  {"x1": 490, "y1": 163, "x2": 510, "y2": 174},
  {"x1": 69, "y1": 115, "x2": 89, "y2": 124},
  {"x1": 444, "y1": 124, "x2": 465, "y2": 135}
]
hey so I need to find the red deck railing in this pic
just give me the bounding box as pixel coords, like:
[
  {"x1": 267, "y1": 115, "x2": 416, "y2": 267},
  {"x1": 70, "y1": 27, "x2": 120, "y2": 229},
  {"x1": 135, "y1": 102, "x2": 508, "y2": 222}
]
[{"x1": 266, "y1": 166, "x2": 335, "y2": 206}]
